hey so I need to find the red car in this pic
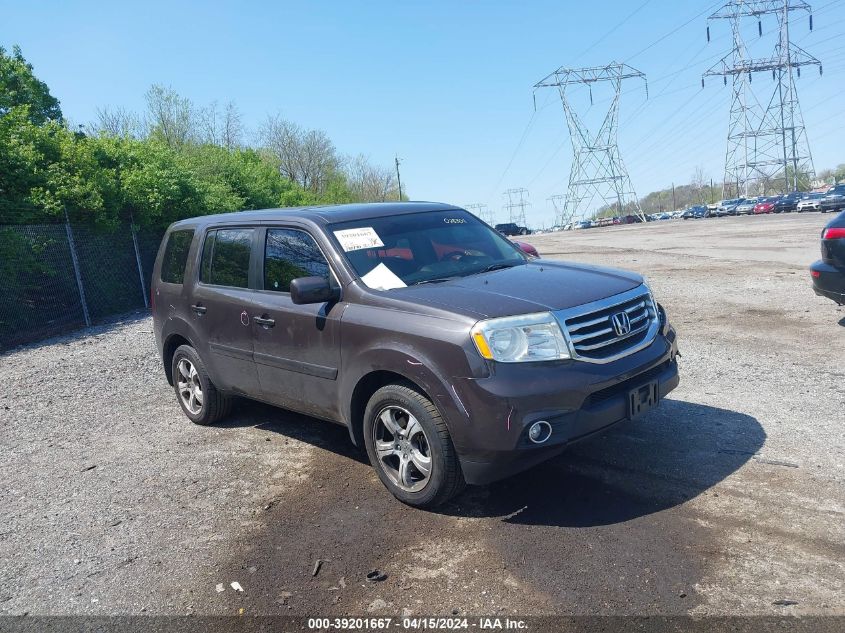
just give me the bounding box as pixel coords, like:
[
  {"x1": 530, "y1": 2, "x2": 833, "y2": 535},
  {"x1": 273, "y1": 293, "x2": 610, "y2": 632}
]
[
  {"x1": 512, "y1": 240, "x2": 539, "y2": 258},
  {"x1": 753, "y1": 197, "x2": 778, "y2": 214}
]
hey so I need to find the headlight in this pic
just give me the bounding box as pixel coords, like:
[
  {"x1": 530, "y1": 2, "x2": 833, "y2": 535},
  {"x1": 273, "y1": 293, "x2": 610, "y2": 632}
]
[
  {"x1": 471, "y1": 312, "x2": 569, "y2": 362},
  {"x1": 642, "y1": 279, "x2": 659, "y2": 314}
]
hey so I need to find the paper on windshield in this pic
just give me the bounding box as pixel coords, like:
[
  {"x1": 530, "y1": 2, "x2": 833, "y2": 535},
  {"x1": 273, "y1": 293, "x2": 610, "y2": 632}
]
[
  {"x1": 361, "y1": 263, "x2": 407, "y2": 291},
  {"x1": 333, "y1": 227, "x2": 384, "y2": 252}
]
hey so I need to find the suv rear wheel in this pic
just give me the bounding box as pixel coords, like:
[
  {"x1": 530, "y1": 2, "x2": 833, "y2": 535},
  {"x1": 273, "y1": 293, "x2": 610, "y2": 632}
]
[
  {"x1": 171, "y1": 344, "x2": 232, "y2": 425},
  {"x1": 363, "y1": 382, "x2": 465, "y2": 508}
]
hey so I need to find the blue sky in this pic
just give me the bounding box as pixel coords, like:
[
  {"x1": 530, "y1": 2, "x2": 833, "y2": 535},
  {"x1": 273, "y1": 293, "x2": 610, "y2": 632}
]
[{"x1": 5, "y1": 0, "x2": 845, "y2": 227}]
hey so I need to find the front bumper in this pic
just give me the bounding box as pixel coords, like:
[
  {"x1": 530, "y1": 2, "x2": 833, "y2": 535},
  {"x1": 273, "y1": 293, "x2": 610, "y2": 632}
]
[
  {"x1": 811, "y1": 260, "x2": 845, "y2": 305},
  {"x1": 451, "y1": 328, "x2": 680, "y2": 485}
]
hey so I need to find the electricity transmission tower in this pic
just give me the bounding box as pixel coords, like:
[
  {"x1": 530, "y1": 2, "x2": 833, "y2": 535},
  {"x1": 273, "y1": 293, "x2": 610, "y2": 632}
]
[
  {"x1": 534, "y1": 62, "x2": 647, "y2": 222},
  {"x1": 703, "y1": 0, "x2": 821, "y2": 197},
  {"x1": 547, "y1": 195, "x2": 567, "y2": 227},
  {"x1": 503, "y1": 188, "x2": 531, "y2": 227},
  {"x1": 465, "y1": 203, "x2": 494, "y2": 225}
]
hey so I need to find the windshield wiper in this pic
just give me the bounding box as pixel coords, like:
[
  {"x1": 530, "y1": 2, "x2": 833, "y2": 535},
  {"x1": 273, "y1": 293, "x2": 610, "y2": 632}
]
[
  {"x1": 410, "y1": 276, "x2": 460, "y2": 286},
  {"x1": 482, "y1": 262, "x2": 523, "y2": 273}
]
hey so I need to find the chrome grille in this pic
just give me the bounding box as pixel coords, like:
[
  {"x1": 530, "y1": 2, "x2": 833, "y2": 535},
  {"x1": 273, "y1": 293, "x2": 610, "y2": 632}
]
[{"x1": 554, "y1": 286, "x2": 658, "y2": 363}]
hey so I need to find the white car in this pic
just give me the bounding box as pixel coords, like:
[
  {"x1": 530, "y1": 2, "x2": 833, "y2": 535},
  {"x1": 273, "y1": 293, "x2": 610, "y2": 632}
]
[{"x1": 797, "y1": 194, "x2": 824, "y2": 212}]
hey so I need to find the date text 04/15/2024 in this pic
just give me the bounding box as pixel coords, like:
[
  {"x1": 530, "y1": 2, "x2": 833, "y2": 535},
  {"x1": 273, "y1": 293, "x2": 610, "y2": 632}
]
[{"x1": 306, "y1": 617, "x2": 528, "y2": 630}]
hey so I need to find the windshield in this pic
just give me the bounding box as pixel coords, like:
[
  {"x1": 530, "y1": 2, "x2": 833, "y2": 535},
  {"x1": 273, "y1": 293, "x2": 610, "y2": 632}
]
[{"x1": 329, "y1": 209, "x2": 526, "y2": 289}]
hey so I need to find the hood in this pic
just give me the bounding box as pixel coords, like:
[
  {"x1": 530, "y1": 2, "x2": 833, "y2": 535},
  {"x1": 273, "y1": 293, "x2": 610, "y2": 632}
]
[{"x1": 391, "y1": 260, "x2": 643, "y2": 319}]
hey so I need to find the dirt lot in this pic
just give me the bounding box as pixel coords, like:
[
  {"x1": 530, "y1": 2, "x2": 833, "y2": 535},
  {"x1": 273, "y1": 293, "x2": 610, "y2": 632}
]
[{"x1": 0, "y1": 213, "x2": 843, "y2": 618}]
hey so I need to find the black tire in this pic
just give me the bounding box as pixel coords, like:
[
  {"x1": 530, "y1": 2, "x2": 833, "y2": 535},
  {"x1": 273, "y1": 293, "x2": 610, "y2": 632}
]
[
  {"x1": 171, "y1": 344, "x2": 232, "y2": 425},
  {"x1": 363, "y1": 382, "x2": 465, "y2": 508}
]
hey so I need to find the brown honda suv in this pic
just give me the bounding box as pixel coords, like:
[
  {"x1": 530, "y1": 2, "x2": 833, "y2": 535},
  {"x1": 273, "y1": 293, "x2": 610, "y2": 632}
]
[{"x1": 152, "y1": 202, "x2": 679, "y2": 507}]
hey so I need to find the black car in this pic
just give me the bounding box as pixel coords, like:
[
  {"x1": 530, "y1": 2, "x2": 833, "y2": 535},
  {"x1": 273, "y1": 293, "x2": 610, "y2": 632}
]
[
  {"x1": 772, "y1": 192, "x2": 803, "y2": 213},
  {"x1": 495, "y1": 222, "x2": 530, "y2": 236},
  {"x1": 810, "y1": 209, "x2": 845, "y2": 305},
  {"x1": 820, "y1": 184, "x2": 845, "y2": 214},
  {"x1": 681, "y1": 205, "x2": 708, "y2": 219}
]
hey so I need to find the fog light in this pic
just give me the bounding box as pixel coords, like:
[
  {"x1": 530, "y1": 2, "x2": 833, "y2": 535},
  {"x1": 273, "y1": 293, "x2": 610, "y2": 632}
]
[{"x1": 528, "y1": 420, "x2": 552, "y2": 444}]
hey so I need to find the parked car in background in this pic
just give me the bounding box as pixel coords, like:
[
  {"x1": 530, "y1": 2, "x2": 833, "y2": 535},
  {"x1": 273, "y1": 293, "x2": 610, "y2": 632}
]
[
  {"x1": 753, "y1": 197, "x2": 778, "y2": 214},
  {"x1": 772, "y1": 192, "x2": 802, "y2": 213},
  {"x1": 718, "y1": 198, "x2": 745, "y2": 215},
  {"x1": 681, "y1": 205, "x2": 708, "y2": 219},
  {"x1": 495, "y1": 222, "x2": 530, "y2": 236},
  {"x1": 734, "y1": 198, "x2": 761, "y2": 215},
  {"x1": 810, "y1": 209, "x2": 845, "y2": 305},
  {"x1": 512, "y1": 240, "x2": 539, "y2": 258},
  {"x1": 797, "y1": 192, "x2": 824, "y2": 213},
  {"x1": 820, "y1": 184, "x2": 845, "y2": 214},
  {"x1": 151, "y1": 202, "x2": 680, "y2": 507}
]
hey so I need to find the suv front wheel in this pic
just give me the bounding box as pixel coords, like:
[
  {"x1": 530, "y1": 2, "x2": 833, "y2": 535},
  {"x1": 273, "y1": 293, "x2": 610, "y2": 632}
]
[
  {"x1": 363, "y1": 382, "x2": 465, "y2": 508},
  {"x1": 171, "y1": 344, "x2": 232, "y2": 425}
]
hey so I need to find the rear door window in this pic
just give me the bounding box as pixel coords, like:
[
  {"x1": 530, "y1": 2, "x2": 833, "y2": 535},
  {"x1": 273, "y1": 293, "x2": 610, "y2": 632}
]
[
  {"x1": 200, "y1": 228, "x2": 254, "y2": 288},
  {"x1": 264, "y1": 229, "x2": 330, "y2": 292},
  {"x1": 160, "y1": 229, "x2": 195, "y2": 284}
]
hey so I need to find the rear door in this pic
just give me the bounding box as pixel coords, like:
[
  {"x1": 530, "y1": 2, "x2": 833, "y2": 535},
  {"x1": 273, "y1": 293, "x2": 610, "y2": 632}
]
[
  {"x1": 190, "y1": 226, "x2": 261, "y2": 395},
  {"x1": 249, "y1": 226, "x2": 344, "y2": 420}
]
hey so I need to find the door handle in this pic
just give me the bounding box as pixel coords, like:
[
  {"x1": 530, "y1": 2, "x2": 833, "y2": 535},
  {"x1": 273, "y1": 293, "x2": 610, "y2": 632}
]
[
  {"x1": 190, "y1": 304, "x2": 207, "y2": 315},
  {"x1": 253, "y1": 315, "x2": 275, "y2": 328}
]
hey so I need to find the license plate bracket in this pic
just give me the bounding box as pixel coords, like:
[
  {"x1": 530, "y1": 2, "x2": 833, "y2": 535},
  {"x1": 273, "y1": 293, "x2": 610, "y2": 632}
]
[{"x1": 628, "y1": 379, "x2": 659, "y2": 419}]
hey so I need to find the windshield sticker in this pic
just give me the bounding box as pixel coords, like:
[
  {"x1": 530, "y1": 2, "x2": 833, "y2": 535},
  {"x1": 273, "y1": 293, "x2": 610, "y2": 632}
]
[
  {"x1": 444, "y1": 218, "x2": 466, "y2": 224},
  {"x1": 360, "y1": 263, "x2": 407, "y2": 291},
  {"x1": 333, "y1": 227, "x2": 384, "y2": 252}
]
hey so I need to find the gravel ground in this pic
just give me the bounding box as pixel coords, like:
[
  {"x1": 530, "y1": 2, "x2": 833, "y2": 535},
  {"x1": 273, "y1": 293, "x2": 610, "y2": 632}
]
[{"x1": 0, "y1": 212, "x2": 842, "y2": 619}]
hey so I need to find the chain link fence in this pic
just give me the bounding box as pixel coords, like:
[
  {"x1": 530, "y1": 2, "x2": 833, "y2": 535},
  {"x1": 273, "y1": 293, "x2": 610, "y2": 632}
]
[{"x1": 0, "y1": 217, "x2": 164, "y2": 350}]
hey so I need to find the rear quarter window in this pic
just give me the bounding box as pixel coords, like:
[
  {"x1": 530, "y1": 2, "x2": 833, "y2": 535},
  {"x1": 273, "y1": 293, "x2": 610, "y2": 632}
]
[
  {"x1": 200, "y1": 228, "x2": 254, "y2": 288},
  {"x1": 160, "y1": 229, "x2": 195, "y2": 284}
]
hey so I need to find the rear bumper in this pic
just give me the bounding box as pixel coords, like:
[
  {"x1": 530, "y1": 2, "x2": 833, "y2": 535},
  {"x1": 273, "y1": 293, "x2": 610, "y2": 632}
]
[
  {"x1": 451, "y1": 328, "x2": 680, "y2": 486},
  {"x1": 811, "y1": 260, "x2": 845, "y2": 305}
]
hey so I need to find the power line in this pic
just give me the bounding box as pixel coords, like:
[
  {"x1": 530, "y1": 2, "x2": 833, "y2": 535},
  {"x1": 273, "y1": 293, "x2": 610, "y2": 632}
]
[
  {"x1": 571, "y1": 0, "x2": 654, "y2": 65},
  {"x1": 464, "y1": 202, "x2": 494, "y2": 225},
  {"x1": 534, "y1": 62, "x2": 648, "y2": 221},
  {"x1": 703, "y1": 0, "x2": 822, "y2": 196},
  {"x1": 502, "y1": 188, "x2": 531, "y2": 227},
  {"x1": 627, "y1": 0, "x2": 727, "y2": 61}
]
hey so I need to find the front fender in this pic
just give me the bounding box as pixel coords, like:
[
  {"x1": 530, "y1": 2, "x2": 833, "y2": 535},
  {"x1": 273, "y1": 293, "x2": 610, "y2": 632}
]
[{"x1": 341, "y1": 344, "x2": 471, "y2": 426}]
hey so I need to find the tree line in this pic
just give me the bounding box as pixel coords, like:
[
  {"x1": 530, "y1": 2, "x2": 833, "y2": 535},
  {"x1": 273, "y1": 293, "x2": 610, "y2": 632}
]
[{"x1": 0, "y1": 45, "x2": 402, "y2": 229}]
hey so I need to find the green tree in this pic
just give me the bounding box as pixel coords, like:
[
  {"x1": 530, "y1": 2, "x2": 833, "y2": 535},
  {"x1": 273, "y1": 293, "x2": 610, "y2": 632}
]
[
  {"x1": 0, "y1": 45, "x2": 62, "y2": 123},
  {"x1": 0, "y1": 106, "x2": 65, "y2": 221}
]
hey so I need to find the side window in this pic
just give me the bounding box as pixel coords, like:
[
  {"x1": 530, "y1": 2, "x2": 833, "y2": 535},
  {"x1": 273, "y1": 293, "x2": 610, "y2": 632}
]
[
  {"x1": 200, "y1": 228, "x2": 253, "y2": 288},
  {"x1": 160, "y1": 229, "x2": 195, "y2": 284},
  {"x1": 264, "y1": 229, "x2": 330, "y2": 292}
]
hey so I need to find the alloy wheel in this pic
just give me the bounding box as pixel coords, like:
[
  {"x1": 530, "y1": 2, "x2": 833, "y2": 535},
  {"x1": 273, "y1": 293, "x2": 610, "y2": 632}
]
[
  {"x1": 176, "y1": 358, "x2": 203, "y2": 415},
  {"x1": 372, "y1": 406, "x2": 432, "y2": 492}
]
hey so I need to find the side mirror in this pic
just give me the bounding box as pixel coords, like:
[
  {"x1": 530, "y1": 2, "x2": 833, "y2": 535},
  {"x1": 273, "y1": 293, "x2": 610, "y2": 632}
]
[{"x1": 290, "y1": 276, "x2": 339, "y2": 305}]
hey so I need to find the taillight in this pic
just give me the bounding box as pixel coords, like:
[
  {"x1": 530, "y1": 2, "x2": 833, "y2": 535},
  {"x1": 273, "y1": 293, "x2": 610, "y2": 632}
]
[
  {"x1": 811, "y1": 270, "x2": 821, "y2": 278},
  {"x1": 822, "y1": 227, "x2": 845, "y2": 239}
]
